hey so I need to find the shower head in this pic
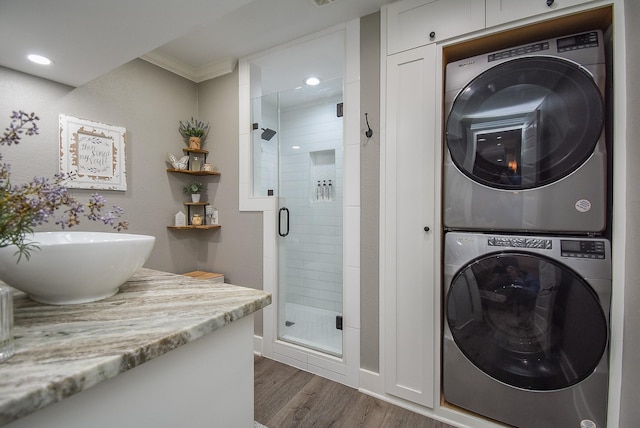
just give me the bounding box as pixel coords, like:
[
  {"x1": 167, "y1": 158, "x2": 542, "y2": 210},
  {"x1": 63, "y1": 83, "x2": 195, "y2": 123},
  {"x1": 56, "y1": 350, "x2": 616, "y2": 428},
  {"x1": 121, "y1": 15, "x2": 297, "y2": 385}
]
[{"x1": 261, "y1": 128, "x2": 277, "y2": 141}]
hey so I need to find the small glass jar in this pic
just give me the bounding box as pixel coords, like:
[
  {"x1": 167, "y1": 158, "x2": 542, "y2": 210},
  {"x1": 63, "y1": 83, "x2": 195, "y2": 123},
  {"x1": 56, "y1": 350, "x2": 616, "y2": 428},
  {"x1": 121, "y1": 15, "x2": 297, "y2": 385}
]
[
  {"x1": 0, "y1": 285, "x2": 14, "y2": 362},
  {"x1": 191, "y1": 214, "x2": 203, "y2": 226},
  {"x1": 191, "y1": 155, "x2": 202, "y2": 171}
]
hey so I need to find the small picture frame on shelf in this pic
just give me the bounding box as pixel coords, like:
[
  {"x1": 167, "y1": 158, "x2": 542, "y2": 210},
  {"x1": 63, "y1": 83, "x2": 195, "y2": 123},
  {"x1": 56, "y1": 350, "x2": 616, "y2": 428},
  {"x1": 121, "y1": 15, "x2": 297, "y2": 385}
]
[{"x1": 175, "y1": 211, "x2": 186, "y2": 227}]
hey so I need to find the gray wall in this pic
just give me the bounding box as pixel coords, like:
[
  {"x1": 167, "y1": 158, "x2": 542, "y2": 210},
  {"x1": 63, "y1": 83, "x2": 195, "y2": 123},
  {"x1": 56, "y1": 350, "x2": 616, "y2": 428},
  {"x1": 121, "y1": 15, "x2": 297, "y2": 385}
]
[
  {"x1": 197, "y1": 68, "x2": 264, "y2": 335},
  {"x1": 620, "y1": 1, "x2": 640, "y2": 426},
  {"x1": 360, "y1": 12, "x2": 381, "y2": 372},
  {"x1": 1, "y1": 59, "x2": 264, "y2": 336},
  {"x1": 1, "y1": 60, "x2": 200, "y2": 273}
]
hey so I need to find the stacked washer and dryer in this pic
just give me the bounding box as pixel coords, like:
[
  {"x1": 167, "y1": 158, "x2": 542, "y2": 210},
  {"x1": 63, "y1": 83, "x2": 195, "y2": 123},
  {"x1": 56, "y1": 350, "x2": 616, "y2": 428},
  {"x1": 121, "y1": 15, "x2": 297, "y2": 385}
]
[{"x1": 442, "y1": 31, "x2": 611, "y2": 428}]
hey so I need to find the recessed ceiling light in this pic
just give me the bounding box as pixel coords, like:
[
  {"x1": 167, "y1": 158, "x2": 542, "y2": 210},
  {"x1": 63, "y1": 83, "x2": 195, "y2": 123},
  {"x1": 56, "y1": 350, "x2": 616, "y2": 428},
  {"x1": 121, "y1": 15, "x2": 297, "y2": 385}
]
[
  {"x1": 292, "y1": 145, "x2": 301, "y2": 150},
  {"x1": 305, "y1": 77, "x2": 320, "y2": 86},
  {"x1": 27, "y1": 54, "x2": 52, "y2": 65}
]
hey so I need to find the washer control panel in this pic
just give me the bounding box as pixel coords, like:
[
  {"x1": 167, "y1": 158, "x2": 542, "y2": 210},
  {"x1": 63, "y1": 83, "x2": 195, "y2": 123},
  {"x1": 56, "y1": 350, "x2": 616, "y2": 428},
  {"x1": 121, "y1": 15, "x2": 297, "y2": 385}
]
[{"x1": 561, "y1": 240, "x2": 606, "y2": 259}]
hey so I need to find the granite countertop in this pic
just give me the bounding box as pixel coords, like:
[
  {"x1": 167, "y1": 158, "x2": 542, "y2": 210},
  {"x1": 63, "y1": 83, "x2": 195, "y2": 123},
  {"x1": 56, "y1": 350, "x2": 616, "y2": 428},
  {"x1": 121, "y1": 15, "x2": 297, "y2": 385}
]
[{"x1": 0, "y1": 268, "x2": 271, "y2": 426}]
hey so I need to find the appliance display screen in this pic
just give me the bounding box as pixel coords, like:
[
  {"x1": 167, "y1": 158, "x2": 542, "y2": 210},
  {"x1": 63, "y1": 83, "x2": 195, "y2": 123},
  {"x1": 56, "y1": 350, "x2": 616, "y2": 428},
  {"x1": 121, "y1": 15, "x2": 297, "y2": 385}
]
[
  {"x1": 561, "y1": 240, "x2": 581, "y2": 252},
  {"x1": 561, "y1": 240, "x2": 606, "y2": 259},
  {"x1": 557, "y1": 37, "x2": 575, "y2": 49}
]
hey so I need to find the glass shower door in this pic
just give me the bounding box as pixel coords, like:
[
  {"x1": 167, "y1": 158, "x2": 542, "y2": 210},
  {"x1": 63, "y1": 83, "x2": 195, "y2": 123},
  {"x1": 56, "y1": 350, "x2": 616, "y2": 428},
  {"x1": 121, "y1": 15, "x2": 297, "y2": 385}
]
[{"x1": 274, "y1": 79, "x2": 344, "y2": 357}]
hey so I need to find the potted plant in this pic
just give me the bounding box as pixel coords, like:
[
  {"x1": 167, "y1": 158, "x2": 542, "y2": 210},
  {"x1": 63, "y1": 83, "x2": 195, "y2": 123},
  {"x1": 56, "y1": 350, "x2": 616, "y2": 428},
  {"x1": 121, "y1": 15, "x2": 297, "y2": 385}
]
[
  {"x1": 183, "y1": 182, "x2": 204, "y2": 203},
  {"x1": 179, "y1": 117, "x2": 210, "y2": 149}
]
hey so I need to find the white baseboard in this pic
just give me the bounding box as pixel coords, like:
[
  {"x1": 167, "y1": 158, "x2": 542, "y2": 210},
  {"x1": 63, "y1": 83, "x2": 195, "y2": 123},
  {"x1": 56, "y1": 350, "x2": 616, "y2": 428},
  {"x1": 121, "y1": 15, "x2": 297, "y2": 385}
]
[
  {"x1": 253, "y1": 334, "x2": 263, "y2": 356},
  {"x1": 358, "y1": 367, "x2": 383, "y2": 394},
  {"x1": 358, "y1": 368, "x2": 437, "y2": 419}
]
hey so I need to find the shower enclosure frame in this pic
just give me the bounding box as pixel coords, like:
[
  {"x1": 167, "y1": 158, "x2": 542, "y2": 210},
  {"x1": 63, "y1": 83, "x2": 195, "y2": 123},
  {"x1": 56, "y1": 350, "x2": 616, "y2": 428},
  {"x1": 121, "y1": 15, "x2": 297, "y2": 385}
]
[{"x1": 237, "y1": 22, "x2": 361, "y2": 388}]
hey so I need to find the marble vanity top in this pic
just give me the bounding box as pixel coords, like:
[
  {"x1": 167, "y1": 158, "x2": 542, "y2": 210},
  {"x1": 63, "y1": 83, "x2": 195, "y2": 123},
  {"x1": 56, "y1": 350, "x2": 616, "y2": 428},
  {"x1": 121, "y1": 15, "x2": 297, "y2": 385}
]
[{"x1": 0, "y1": 268, "x2": 271, "y2": 425}]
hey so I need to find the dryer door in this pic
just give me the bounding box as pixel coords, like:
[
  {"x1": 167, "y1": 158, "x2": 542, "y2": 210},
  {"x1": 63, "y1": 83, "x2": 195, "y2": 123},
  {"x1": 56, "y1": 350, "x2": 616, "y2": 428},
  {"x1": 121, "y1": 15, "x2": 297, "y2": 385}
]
[
  {"x1": 445, "y1": 251, "x2": 607, "y2": 390},
  {"x1": 446, "y1": 57, "x2": 604, "y2": 190}
]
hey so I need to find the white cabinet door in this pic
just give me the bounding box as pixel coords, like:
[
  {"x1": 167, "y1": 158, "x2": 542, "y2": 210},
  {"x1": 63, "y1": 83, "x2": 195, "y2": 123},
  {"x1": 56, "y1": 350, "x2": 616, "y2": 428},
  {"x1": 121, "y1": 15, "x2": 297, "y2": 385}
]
[
  {"x1": 383, "y1": 44, "x2": 436, "y2": 408},
  {"x1": 386, "y1": 0, "x2": 485, "y2": 55},
  {"x1": 486, "y1": 0, "x2": 597, "y2": 27}
]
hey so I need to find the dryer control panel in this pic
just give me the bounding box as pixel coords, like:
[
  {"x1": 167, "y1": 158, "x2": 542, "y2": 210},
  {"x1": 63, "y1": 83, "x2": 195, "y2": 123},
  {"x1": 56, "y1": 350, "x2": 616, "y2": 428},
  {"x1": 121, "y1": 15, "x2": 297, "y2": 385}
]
[
  {"x1": 487, "y1": 42, "x2": 549, "y2": 62},
  {"x1": 557, "y1": 31, "x2": 599, "y2": 53},
  {"x1": 561, "y1": 239, "x2": 606, "y2": 259}
]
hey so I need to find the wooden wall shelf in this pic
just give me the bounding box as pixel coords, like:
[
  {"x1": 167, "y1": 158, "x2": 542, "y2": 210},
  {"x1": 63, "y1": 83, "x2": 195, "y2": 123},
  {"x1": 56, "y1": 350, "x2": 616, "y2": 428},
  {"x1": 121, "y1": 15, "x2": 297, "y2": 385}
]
[
  {"x1": 167, "y1": 147, "x2": 220, "y2": 229},
  {"x1": 166, "y1": 169, "x2": 220, "y2": 176},
  {"x1": 167, "y1": 225, "x2": 221, "y2": 230}
]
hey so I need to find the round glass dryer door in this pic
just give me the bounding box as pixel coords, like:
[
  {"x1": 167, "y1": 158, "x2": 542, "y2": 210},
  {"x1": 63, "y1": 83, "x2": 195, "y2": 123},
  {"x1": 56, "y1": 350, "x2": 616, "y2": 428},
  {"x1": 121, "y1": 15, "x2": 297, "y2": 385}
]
[
  {"x1": 446, "y1": 252, "x2": 607, "y2": 391},
  {"x1": 446, "y1": 57, "x2": 604, "y2": 190}
]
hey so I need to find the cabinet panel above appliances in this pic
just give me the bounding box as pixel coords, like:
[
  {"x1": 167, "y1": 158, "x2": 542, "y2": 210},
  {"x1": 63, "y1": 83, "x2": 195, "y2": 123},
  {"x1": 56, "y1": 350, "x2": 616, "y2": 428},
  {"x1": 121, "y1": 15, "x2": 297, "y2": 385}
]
[
  {"x1": 486, "y1": 0, "x2": 600, "y2": 28},
  {"x1": 385, "y1": 0, "x2": 485, "y2": 55}
]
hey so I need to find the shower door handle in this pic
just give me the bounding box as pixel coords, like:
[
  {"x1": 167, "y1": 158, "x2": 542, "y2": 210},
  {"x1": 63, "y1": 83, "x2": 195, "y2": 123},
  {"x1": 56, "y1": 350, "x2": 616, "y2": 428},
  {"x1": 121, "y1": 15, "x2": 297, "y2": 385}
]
[{"x1": 278, "y1": 207, "x2": 290, "y2": 237}]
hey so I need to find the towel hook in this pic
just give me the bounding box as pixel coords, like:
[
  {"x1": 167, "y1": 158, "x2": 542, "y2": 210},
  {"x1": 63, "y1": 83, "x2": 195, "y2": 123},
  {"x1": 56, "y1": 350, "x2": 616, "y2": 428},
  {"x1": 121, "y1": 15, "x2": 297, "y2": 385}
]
[{"x1": 365, "y1": 113, "x2": 373, "y2": 138}]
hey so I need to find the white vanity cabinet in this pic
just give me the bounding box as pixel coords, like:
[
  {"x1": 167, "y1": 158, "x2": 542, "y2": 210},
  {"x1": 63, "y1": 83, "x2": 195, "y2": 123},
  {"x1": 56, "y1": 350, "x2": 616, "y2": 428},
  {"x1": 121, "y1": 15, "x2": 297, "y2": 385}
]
[
  {"x1": 382, "y1": 44, "x2": 437, "y2": 408},
  {"x1": 385, "y1": 0, "x2": 485, "y2": 55},
  {"x1": 485, "y1": 0, "x2": 599, "y2": 27}
]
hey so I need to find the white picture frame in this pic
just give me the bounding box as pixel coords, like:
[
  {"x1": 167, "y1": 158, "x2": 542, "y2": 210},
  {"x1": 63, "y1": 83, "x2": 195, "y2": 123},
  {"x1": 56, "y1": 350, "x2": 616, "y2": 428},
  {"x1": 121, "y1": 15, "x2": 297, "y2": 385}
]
[
  {"x1": 175, "y1": 211, "x2": 186, "y2": 227},
  {"x1": 59, "y1": 114, "x2": 127, "y2": 191}
]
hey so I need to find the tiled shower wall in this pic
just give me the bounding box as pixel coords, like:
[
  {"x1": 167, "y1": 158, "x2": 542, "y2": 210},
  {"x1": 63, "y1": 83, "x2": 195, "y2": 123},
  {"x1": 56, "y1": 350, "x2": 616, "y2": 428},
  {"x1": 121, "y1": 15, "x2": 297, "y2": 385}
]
[
  {"x1": 280, "y1": 97, "x2": 344, "y2": 313},
  {"x1": 252, "y1": 95, "x2": 278, "y2": 196}
]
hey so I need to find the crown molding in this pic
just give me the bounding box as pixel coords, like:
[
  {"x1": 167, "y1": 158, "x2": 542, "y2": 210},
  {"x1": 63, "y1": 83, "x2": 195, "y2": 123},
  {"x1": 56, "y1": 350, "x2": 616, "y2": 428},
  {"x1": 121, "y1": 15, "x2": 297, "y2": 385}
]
[{"x1": 141, "y1": 51, "x2": 237, "y2": 83}]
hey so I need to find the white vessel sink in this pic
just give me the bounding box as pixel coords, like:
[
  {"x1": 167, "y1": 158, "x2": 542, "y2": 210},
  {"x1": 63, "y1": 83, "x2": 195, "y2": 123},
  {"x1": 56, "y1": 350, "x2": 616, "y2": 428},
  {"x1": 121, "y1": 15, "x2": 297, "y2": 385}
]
[{"x1": 0, "y1": 232, "x2": 155, "y2": 305}]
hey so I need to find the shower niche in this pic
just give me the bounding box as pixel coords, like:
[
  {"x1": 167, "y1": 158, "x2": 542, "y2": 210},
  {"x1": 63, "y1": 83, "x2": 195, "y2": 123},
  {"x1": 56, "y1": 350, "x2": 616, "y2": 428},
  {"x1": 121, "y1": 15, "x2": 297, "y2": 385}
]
[{"x1": 310, "y1": 150, "x2": 336, "y2": 203}]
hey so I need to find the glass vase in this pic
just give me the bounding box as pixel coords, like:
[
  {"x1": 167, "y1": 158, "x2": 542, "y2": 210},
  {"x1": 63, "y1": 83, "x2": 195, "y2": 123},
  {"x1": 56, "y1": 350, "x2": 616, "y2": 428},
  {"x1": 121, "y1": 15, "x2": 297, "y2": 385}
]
[{"x1": 0, "y1": 285, "x2": 14, "y2": 362}]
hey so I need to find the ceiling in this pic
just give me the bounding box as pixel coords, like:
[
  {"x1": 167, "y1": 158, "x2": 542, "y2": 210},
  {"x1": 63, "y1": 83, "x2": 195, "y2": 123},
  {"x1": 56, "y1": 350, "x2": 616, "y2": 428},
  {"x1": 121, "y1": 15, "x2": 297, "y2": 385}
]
[{"x1": 0, "y1": 0, "x2": 392, "y2": 88}]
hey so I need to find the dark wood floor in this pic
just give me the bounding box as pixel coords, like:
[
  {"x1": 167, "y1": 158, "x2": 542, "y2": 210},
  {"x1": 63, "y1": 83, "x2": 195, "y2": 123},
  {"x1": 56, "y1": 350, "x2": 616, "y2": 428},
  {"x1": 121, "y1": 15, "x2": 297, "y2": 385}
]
[{"x1": 254, "y1": 356, "x2": 457, "y2": 428}]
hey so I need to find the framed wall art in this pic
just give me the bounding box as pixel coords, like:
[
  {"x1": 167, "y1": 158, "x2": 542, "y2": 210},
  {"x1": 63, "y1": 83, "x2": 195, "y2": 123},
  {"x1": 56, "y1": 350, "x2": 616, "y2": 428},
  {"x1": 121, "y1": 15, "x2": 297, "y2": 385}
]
[{"x1": 59, "y1": 114, "x2": 127, "y2": 191}]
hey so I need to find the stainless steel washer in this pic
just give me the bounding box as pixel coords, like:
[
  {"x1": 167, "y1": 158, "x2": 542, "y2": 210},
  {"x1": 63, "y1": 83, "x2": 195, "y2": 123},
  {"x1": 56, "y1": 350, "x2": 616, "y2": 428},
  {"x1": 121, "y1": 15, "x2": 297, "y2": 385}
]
[
  {"x1": 443, "y1": 30, "x2": 607, "y2": 233},
  {"x1": 443, "y1": 231, "x2": 610, "y2": 428}
]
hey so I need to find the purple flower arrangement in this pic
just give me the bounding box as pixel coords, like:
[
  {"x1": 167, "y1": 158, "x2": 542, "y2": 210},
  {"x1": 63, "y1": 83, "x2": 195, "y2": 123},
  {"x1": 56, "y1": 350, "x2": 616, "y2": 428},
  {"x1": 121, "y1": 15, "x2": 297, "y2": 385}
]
[{"x1": 0, "y1": 111, "x2": 128, "y2": 261}]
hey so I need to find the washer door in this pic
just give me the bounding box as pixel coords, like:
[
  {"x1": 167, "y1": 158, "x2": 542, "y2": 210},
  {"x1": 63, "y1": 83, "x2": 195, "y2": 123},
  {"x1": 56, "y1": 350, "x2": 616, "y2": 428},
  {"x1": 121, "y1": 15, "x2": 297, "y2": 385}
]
[
  {"x1": 446, "y1": 57, "x2": 604, "y2": 190},
  {"x1": 446, "y1": 252, "x2": 607, "y2": 391}
]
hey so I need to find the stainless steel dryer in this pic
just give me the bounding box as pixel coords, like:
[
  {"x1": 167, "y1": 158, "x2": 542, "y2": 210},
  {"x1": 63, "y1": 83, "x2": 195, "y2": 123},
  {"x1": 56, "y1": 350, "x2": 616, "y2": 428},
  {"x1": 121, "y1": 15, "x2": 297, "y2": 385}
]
[
  {"x1": 444, "y1": 30, "x2": 607, "y2": 233},
  {"x1": 443, "y1": 232, "x2": 610, "y2": 428}
]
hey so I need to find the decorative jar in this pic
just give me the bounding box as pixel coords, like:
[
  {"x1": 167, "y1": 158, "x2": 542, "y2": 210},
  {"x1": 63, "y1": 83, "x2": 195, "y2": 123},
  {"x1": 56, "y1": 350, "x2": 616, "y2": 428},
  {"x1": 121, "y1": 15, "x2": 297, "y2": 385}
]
[{"x1": 191, "y1": 214, "x2": 203, "y2": 226}]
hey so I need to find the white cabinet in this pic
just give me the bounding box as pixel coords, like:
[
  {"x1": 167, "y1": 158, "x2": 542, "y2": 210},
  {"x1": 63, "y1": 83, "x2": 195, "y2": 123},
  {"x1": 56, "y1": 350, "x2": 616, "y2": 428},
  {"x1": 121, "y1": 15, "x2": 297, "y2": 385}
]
[
  {"x1": 486, "y1": 0, "x2": 598, "y2": 27},
  {"x1": 382, "y1": 44, "x2": 437, "y2": 408},
  {"x1": 385, "y1": 0, "x2": 485, "y2": 55}
]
